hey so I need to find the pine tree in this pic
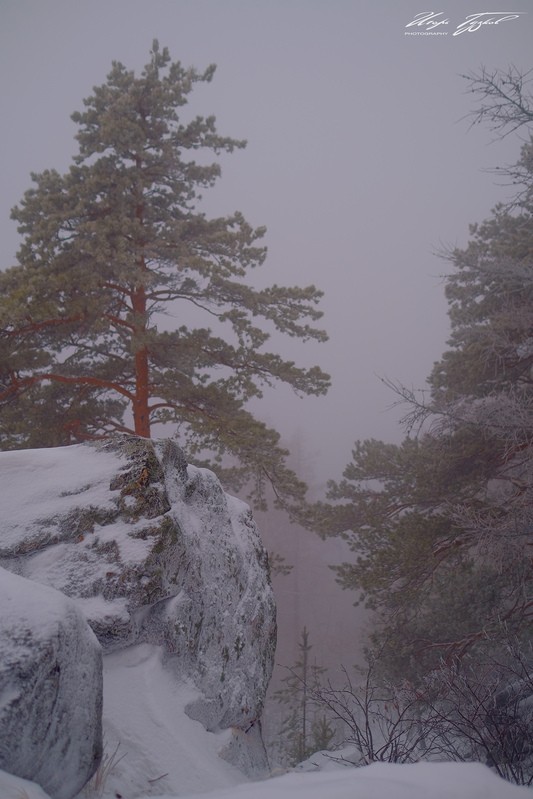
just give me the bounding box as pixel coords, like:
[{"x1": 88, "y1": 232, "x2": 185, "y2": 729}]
[
  {"x1": 305, "y1": 130, "x2": 533, "y2": 680},
  {"x1": 0, "y1": 42, "x2": 329, "y2": 507}
]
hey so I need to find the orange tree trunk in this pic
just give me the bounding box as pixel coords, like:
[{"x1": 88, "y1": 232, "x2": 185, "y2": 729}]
[{"x1": 131, "y1": 281, "x2": 151, "y2": 438}]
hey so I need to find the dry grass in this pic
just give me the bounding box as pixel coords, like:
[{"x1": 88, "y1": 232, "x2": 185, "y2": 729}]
[{"x1": 82, "y1": 741, "x2": 126, "y2": 798}]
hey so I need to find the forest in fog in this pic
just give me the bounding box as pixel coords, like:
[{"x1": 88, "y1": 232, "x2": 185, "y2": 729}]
[{"x1": 2, "y1": 2, "x2": 533, "y2": 792}]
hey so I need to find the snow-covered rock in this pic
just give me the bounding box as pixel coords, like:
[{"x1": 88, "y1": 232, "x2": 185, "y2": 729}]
[
  {"x1": 0, "y1": 568, "x2": 102, "y2": 799},
  {"x1": 0, "y1": 435, "x2": 276, "y2": 778},
  {"x1": 0, "y1": 768, "x2": 52, "y2": 799}
]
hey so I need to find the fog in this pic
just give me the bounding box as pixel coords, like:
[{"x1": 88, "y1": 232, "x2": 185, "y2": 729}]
[
  {"x1": 1, "y1": 1, "x2": 532, "y2": 695},
  {"x1": 2, "y1": 0, "x2": 531, "y2": 481}
]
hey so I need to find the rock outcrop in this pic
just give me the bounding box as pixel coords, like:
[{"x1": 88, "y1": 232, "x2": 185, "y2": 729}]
[
  {"x1": 0, "y1": 568, "x2": 102, "y2": 799},
  {"x1": 0, "y1": 435, "x2": 276, "y2": 782}
]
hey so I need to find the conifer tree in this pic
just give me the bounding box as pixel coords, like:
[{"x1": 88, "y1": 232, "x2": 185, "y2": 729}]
[
  {"x1": 0, "y1": 42, "x2": 329, "y2": 507},
  {"x1": 306, "y1": 94, "x2": 533, "y2": 679},
  {"x1": 273, "y1": 627, "x2": 334, "y2": 765}
]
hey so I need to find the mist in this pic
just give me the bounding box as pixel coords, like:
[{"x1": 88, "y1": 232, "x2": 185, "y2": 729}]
[
  {"x1": 1, "y1": 0, "x2": 532, "y2": 727},
  {"x1": 2, "y1": 0, "x2": 531, "y2": 478}
]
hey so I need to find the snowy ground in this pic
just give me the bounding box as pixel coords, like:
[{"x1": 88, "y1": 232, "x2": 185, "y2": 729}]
[
  {"x1": 2, "y1": 759, "x2": 532, "y2": 799},
  {"x1": 86, "y1": 644, "x2": 246, "y2": 798},
  {"x1": 1, "y1": 445, "x2": 532, "y2": 798},
  {"x1": 2, "y1": 641, "x2": 532, "y2": 799},
  {"x1": 146, "y1": 762, "x2": 533, "y2": 799}
]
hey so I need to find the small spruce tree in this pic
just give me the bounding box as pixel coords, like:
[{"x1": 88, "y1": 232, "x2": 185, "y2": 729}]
[{"x1": 273, "y1": 627, "x2": 334, "y2": 765}]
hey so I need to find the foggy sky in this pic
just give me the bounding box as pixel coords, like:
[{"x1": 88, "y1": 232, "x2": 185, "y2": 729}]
[{"x1": 1, "y1": 0, "x2": 532, "y2": 484}]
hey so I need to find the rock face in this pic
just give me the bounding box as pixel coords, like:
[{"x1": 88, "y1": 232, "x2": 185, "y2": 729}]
[
  {"x1": 0, "y1": 435, "x2": 276, "y2": 776},
  {"x1": 0, "y1": 568, "x2": 102, "y2": 799}
]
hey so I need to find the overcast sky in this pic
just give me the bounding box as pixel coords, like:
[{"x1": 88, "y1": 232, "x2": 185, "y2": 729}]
[{"x1": 1, "y1": 0, "x2": 532, "y2": 482}]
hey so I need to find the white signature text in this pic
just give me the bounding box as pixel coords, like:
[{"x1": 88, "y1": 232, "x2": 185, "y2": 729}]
[
  {"x1": 453, "y1": 12, "x2": 524, "y2": 35},
  {"x1": 406, "y1": 11, "x2": 450, "y2": 29},
  {"x1": 405, "y1": 10, "x2": 526, "y2": 36}
]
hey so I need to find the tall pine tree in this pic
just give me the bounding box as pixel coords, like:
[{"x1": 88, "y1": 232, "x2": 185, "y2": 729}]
[
  {"x1": 306, "y1": 132, "x2": 533, "y2": 679},
  {"x1": 0, "y1": 42, "x2": 330, "y2": 507}
]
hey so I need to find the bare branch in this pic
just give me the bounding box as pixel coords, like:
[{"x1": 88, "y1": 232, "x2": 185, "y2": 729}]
[{"x1": 462, "y1": 65, "x2": 533, "y2": 139}]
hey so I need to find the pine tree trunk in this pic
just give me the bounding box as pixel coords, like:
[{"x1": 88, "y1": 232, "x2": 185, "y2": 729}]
[
  {"x1": 132, "y1": 187, "x2": 151, "y2": 439},
  {"x1": 133, "y1": 344, "x2": 150, "y2": 438},
  {"x1": 132, "y1": 275, "x2": 150, "y2": 438}
]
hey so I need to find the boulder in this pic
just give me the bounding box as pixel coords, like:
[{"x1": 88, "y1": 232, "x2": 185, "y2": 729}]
[
  {"x1": 0, "y1": 568, "x2": 102, "y2": 799},
  {"x1": 0, "y1": 435, "x2": 276, "y2": 773}
]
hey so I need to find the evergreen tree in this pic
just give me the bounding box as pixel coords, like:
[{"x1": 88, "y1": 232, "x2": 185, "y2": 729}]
[
  {"x1": 306, "y1": 127, "x2": 533, "y2": 681},
  {"x1": 0, "y1": 42, "x2": 329, "y2": 507},
  {"x1": 430, "y1": 195, "x2": 533, "y2": 402},
  {"x1": 306, "y1": 433, "x2": 511, "y2": 680},
  {"x1": 273, "y1": 627, "x2": 334, "y2": 765}
]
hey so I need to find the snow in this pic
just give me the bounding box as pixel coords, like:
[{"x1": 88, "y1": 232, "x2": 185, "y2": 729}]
[
  {"x1": 0, "y1": 444, "x2": 120, "y2": 547},
  {"x1": 0, "y1": 443, "x2": 155, "y2": 568},
  {"x1": 5, "y1": 760, "x2": 533, "y2": 799},
  {"x1": 0, "y1": 768, "x2": 52, "y2": 798},
  {"x1": 63, "y1": 641, "x2": 533, "y2": 799},
  {"x1": 85, "y1": 644, "x2": 246, "y2": 799},
  {"x1": 0, "y1": 568, "x2": 102, "y2": 799},
  {"x1": 0, "y1": 558, "x2": 82, "y2": 637},
  {"x1": 141, "y1": 762, "x2": 533, "y2": 799},
  {"x1": 1, "y1": 437, "x2": 276, "y2": 783},
  {"x1": 1, "y1": 442, "x2": 532, "y2": 799}
]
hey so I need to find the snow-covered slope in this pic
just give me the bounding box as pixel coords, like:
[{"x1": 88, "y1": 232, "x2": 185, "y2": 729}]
[
  {"x1": 5, "y1": 757, "x2": 531, "y2": 799},
  {"x1": 78, "y1": 643, "x2": 252, "y2": 798},
  {"x1": 152, "y1": 762, "x2": 533, "y2": 799},
  {"x1": 78, "y1": 649, "x2": 533, "y2": 799}
]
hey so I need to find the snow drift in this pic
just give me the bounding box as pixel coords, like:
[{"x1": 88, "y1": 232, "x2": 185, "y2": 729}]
[{"x1": 3, "y1": 756, "x2": 532, "y2": 799}]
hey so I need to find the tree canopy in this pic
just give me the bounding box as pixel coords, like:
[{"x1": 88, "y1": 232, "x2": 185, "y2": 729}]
[{"x1": 0, "y1": 41, "x2": 330, "y2": 507}]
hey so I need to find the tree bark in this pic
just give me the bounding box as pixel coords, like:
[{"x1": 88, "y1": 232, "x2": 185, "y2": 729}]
[
  {"x1": 132, "y1": 284, "x2": 151, "y2": 438},
  {"x1": 132, "y1": 181, "x2": 151, "y2": 439}
]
